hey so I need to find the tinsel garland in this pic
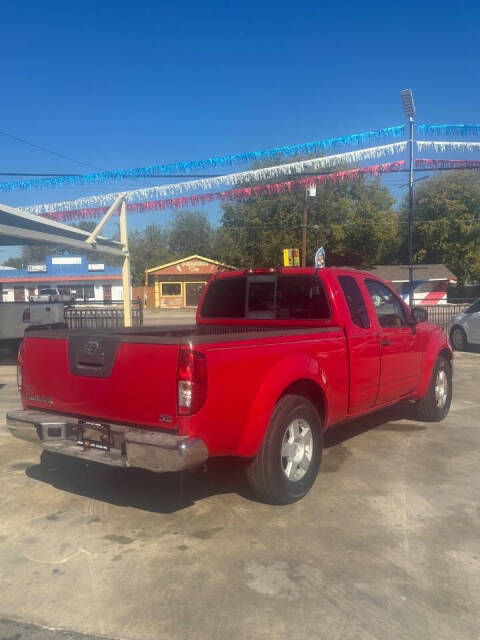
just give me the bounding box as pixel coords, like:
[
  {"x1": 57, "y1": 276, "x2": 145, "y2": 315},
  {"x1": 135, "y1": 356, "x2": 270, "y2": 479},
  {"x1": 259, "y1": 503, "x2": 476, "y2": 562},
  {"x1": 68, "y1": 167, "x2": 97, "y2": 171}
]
[
  {"x1": 25, "y1": 142, "x2": 407, "y2": 215},
  {"x1": 418, "y1": 124, "x2": 480, "y2": 137},
  {"x1": 415, "y1": 158, "x2": 480, "y2": 170},
  {"x1": 0, "y1": 125, "x2": 404, "y2": 193},
  {"x1": 416, "y1": 140, "x2": 480, "y2": 153},
  {"x1": 39, "y1": 161, "x2": 405, "y2": 222}
]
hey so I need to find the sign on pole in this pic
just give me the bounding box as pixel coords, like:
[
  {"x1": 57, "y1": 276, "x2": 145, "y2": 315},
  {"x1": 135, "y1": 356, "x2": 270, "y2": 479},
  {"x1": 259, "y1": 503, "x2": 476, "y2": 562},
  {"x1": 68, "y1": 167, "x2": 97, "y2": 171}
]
[{"x1": 283, "y1": 248, "x2": 300, "y2": 267}]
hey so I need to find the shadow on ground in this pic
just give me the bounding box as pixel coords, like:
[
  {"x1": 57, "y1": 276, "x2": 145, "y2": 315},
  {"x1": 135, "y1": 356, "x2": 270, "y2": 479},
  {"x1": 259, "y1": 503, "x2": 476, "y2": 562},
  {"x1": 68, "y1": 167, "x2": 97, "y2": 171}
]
[{"x1": 25, "y1": 401, "x2": 424, "y2": 514}]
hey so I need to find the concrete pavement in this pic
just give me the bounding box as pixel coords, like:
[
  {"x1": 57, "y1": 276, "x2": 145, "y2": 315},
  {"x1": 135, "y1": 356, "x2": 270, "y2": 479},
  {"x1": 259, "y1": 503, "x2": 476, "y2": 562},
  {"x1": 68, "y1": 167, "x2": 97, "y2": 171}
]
[{"x1": 0, "y1": 348, "x2": 479, "y2": 640}]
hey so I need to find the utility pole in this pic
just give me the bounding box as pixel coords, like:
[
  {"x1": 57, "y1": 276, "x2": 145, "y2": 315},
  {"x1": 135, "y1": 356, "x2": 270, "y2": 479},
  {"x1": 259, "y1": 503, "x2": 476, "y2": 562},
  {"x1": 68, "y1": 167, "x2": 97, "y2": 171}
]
[
  {"x1": 401, "y1": 89, "x2": 416, "y2": 306},
  {"x1": 302, "y1": 189, "x2": 308, "y2": 267},
  {"x1": 301, "y1": 184, "x2": 317, "y2": 267}
]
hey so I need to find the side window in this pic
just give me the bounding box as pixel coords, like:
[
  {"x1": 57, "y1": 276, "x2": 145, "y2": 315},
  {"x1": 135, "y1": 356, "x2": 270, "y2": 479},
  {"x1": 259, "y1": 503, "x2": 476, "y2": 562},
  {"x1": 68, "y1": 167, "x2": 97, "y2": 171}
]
[
  {"x1": 338, "y1": 276, "x2": 370, "y2": 329},
  {"x1": 365, "y1": 279, "x2": 407, "y2": 329}
]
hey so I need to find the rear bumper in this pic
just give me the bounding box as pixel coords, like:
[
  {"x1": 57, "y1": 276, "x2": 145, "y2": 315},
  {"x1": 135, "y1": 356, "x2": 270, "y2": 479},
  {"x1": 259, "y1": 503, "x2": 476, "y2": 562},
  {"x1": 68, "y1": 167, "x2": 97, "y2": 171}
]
[{"x1": 6, "y1": 410, "x2": 208, "y2": 473}]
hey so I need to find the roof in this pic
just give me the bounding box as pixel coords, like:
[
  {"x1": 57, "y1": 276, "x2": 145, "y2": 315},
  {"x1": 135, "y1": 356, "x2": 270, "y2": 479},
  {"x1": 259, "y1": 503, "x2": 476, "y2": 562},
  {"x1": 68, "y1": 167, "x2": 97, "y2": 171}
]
[
  {"x1": 145, "y1": 254, "x2": 235, "y2": 274},
  {"x1": 0, "y1": 201, "x2": 124, "y2": 257},
  {"x1": 0, "y1": 254, "x2": 121, "y2": 283},
  {"x1": 357, "y1": 264, "x2": 457, "y2": 283}
]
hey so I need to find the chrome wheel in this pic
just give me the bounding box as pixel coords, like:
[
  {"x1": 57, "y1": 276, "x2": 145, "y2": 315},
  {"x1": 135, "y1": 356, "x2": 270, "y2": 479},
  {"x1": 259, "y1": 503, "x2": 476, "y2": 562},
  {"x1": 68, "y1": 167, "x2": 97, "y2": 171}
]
[
  {"x1": 281, "y1": 418, "x2": 313, "y2": 481},
  {"x1": 435, "y1": 369, "x2": 448, "y2": 408}
]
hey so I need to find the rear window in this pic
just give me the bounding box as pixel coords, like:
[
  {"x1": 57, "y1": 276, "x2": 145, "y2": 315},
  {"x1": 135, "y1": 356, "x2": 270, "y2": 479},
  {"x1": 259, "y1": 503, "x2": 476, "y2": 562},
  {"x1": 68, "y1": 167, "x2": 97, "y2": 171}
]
[
  {"x1": 201, "y1": 277, "x2": 247, "y2": 317},
  {"x1": 201, "y1": 275, "x2": 330, "y2": 320}
]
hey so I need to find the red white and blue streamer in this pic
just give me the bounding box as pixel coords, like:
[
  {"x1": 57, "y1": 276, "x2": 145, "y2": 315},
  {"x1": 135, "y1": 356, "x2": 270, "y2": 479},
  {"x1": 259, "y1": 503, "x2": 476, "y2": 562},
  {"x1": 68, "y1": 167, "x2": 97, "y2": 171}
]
[
  {"x1": 38, "y1": 161, "x2": 405, "y2": 222},
  {"x1": 24, "y1": 142, "x2": 407, "y2": 215},
  {"x1": 415, "y1": 158, "x2": 480, "y2": 170},
  {"x1": 418, "y1": 124, "x2": 480, "y2": 137},
  {"x1": 0, "y1": 126, "x2": 404, "y2": 193}
]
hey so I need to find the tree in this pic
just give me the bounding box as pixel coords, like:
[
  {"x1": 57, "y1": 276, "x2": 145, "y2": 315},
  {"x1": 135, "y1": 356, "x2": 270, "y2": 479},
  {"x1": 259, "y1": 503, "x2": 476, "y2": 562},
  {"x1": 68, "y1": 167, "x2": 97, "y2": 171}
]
[
  {"x1": 215, "y1": 176, "x2": 399, "y2": 268},
  {"x1": 401, "y1": 172, "x2": 480, "y2": 284},
  {"x1": 167, "y1": 210, "x2": 213, "y2": 257},
  {"x1": 128, "y1": 224, "x2": 172, "y2": 285}
]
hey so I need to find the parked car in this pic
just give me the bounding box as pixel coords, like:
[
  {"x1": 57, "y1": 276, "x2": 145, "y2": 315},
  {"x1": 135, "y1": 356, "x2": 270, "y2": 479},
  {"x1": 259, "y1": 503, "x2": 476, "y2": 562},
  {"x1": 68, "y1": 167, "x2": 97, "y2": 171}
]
[
  {"x1": 449, "y1": 299, "x2": 480, "y2": 350},
  {"x1": 29, "y1": 287, "x2": 74, "y2": 303},
  {"x1": 7, "y1": 267, "x2": 452, "y2": 504}
]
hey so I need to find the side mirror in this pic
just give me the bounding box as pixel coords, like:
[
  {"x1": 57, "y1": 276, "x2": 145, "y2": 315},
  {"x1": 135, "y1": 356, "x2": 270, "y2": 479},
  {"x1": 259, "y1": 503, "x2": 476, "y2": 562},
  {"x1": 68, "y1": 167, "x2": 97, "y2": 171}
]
[{"x1": 411, "y1": 306, "x2": 428, "y2": 324}]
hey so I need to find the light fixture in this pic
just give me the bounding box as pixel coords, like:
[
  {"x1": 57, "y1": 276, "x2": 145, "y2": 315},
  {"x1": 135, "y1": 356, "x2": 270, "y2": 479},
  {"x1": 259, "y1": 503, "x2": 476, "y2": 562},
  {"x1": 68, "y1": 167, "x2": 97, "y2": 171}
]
[{"x1": 400, "y1": 89, "x2": 416, "y2": 118}]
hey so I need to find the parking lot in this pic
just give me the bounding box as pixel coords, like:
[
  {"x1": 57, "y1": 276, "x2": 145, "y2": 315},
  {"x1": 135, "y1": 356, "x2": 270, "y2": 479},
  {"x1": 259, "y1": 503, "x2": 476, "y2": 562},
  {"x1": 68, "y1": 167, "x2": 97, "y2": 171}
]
[{"x1": 0, "y1": 348, "x2": 479, "y2": 640}]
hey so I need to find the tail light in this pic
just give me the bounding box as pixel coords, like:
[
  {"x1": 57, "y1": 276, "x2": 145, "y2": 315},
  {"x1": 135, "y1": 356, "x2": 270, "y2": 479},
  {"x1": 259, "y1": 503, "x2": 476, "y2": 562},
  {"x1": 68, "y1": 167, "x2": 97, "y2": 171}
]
[
  {"x1": 17, "y1": 341, "x2": 24, "y2": 392},
  {"x1": 177, "y1": 346, "x2": 207, "y2": 415},
  {"x1": 22, "y1": 308, "x2": 31, "y2": 323}
]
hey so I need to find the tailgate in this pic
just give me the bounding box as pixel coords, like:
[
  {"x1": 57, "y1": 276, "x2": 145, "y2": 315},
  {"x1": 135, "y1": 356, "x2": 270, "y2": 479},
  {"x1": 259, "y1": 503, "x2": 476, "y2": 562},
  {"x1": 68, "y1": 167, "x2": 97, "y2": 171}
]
[{"x1": 21, "y1": 334, "x2": 179, "y2": 430}]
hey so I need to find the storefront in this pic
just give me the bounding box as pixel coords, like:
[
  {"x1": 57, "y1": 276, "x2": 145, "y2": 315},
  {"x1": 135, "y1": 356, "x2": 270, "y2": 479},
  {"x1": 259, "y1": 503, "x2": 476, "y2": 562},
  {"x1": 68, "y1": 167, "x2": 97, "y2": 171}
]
[
  {"x1": 0, "y1": 254, "x2": 123, "y2": 303},
  {"x1": 145, "y1": 255, "x2": 235, "y2": 308}
]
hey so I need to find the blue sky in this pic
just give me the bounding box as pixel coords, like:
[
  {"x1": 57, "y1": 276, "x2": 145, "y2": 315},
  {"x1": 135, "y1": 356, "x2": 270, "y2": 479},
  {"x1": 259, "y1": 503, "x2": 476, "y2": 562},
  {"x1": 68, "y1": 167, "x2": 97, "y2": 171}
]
[{"x1": 1, "y1": 0, "x2": 480, "y2": 260}]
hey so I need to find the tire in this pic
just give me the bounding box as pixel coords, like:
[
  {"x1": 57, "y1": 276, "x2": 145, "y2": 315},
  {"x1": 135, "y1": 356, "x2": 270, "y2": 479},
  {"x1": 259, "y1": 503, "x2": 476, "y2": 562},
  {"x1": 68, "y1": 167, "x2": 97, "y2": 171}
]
[
  {"x1": 416, "y1": 356, "x2": 452, "y2": 422},
  {"x1": 450, "y1": 326, "x2": 467, "y2": 351},
  {"x1": 246, "y1": 394, "x2": 323, "y2": 504}
]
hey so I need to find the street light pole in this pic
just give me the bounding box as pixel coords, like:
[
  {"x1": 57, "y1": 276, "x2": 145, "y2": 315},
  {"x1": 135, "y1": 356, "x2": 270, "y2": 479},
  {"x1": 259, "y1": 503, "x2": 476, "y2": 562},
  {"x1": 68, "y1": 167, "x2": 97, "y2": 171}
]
[
  {"x1": 400, "y1": 89, "x2": 416, "y2": 306},
  {"x1": 408, "y1": 115, "x2": 415, "y2": 306}
]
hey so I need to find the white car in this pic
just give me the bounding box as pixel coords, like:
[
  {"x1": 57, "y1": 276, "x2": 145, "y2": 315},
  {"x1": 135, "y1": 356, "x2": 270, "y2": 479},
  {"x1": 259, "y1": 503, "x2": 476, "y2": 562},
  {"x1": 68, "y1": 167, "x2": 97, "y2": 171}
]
[{"x1": 449, "y1": 299, "x2": 480, "y2": 350}]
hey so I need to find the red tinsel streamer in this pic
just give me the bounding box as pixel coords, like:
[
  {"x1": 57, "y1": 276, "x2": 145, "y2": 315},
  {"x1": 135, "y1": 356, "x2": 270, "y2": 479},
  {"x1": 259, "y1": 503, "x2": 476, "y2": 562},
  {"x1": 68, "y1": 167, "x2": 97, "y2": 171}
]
[
  {"x1": 40, "y1": 161, "x2": 405, "y2": 222},
  {"x1": 415, "y1": 158, "x2": 480, "y2": 170}
]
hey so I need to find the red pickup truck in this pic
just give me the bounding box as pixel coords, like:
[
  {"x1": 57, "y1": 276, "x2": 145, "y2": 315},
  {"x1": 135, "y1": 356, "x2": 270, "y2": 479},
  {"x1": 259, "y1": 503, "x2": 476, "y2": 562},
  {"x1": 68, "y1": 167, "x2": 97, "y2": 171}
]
[{"x1": 7, "y1": 267, "x2": 452, "y2": 504}]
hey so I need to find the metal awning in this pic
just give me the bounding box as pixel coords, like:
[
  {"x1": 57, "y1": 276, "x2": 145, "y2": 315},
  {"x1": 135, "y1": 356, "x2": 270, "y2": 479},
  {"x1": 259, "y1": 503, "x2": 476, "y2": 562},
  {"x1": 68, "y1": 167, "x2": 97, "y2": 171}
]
[{"x1": 0, "y1": 201, "x2": 124, "y2": 257}]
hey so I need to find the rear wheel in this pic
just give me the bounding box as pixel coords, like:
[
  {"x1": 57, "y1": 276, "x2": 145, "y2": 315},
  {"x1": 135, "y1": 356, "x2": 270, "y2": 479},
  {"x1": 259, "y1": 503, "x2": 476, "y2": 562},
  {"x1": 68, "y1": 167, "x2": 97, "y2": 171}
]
[
  {"x1": 246, "y1": 394, "x2": 323, "y2": 504},
  {"x1": 450, "y1": 326, "x2": 467, "y2": 351},
  {"x1": 416, "y1": 356, "x2": 452, "y2": 422}
]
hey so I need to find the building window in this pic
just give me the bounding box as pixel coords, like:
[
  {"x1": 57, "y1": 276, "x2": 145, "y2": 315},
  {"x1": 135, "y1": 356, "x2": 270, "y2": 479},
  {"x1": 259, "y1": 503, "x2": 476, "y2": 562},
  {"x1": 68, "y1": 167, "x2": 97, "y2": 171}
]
[
  {"x1": 84, "y1": 285, "x2": 95, "y2": 300},
  {"x1": 161, "y1": 282, "x2": 182, "y2": 296},
  {"x1": 14, "y1": 286, "x2": 25, "y2": 302}
]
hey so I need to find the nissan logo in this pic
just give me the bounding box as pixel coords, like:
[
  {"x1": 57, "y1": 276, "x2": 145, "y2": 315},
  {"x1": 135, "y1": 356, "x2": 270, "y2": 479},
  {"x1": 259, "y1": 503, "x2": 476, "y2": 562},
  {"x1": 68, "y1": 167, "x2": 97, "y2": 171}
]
[{"x1": 85, "y1": 339, "x2": 99, "y2": 354}]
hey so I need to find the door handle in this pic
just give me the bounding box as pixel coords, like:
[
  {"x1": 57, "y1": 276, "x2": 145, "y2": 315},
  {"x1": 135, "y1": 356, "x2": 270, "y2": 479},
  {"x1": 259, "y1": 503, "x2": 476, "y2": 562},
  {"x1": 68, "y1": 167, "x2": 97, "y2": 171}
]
[{"x1": 380, "y1": 338, "x2": 391, "y2": 346}]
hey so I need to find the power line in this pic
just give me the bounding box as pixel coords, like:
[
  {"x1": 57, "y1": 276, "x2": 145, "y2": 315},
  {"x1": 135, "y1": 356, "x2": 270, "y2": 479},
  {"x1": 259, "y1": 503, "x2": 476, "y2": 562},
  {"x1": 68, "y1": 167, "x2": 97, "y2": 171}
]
[{"x1": 0, "y1": 129, "x2": 103, "y2": 171}]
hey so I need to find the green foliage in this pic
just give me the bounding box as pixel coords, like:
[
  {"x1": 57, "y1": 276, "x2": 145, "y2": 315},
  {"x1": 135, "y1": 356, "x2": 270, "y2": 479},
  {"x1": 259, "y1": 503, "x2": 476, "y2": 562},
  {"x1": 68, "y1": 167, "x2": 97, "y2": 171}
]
[
  {"x1": 400, "y1": 172, "x2": 480, "y2": 284},
  {"x1": 167, "y1": 210, "x2": 213, "y2": 257},
  {"x1": 129, "y1": 224, "x2": 172, "y2": 285},
  {"x1": 215, "y1": 177, "x2": 399, "y2": 268}
]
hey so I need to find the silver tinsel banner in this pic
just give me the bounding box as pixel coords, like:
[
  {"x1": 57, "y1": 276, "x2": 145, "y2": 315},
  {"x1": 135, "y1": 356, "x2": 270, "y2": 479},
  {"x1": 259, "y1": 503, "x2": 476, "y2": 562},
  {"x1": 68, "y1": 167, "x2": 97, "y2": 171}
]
[{"x1": 416, "y1": 140, "x2": 480, "y2": 153}]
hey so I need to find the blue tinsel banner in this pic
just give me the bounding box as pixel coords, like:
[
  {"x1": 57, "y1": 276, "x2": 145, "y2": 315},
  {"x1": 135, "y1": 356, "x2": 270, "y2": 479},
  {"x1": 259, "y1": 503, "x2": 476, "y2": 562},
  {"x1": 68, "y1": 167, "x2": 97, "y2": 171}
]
[
  {"x1": 0, "y1": 125, "x2": 404, "y2": 193},
  {"x1": 418, "y1": 124, "x2": 480, "y2": 137}
]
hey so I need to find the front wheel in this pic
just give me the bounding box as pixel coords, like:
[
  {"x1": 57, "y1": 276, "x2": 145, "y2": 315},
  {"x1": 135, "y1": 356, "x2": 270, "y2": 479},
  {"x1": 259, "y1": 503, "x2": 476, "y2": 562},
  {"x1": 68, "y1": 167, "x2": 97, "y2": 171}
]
[
  {"x1": 246, "y1": 394, "x2": 323, "y2": 504},
  {"x1": 415, "y1": 356, "x2": 452, "y2": 422}
]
